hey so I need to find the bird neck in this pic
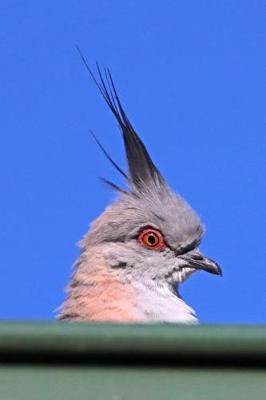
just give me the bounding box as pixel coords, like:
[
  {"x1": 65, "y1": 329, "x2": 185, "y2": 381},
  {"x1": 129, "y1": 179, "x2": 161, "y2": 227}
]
[
  {"x1": 58, "y1": 245, "x2": 197, "y2": 324},
  {"x1": 130, "y1": 280, "x2": 198, "y2": 323}
]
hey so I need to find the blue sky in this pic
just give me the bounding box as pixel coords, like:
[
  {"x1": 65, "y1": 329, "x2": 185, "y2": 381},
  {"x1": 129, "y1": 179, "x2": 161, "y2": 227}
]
[{"x1": 1, "y1": 1, "x2": 265, "y2": 323}]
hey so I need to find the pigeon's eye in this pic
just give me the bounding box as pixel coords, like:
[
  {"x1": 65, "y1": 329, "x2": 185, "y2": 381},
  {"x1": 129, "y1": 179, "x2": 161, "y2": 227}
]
[{"x1": 138, "y1": 228, "x2": 166, "y2": 251}]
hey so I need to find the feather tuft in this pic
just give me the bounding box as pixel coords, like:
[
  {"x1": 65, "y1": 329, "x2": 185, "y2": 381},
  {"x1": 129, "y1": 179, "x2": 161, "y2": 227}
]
[{"x1": 77, "y1": 47, "x2": 167, "y2": 192}]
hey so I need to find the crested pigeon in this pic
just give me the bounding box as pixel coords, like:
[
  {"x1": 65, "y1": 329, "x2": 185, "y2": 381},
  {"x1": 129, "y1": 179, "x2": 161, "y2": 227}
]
[{"x1": 59, "y1": 58, "x2": 222, "y2": 324}]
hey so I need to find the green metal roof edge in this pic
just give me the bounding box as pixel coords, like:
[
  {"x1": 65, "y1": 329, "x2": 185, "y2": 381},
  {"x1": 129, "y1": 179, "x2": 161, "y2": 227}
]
[{"x1": 0, "y1": 322, "x2": 266, "y2": 364}]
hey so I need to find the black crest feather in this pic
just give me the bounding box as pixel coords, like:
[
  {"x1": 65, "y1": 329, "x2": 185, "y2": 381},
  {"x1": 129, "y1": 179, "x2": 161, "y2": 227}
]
[
  {"x1": 90, "y1": 130, "x2": 128, "y2": 181},
  {"x1": 77, "y1": 47, "x2": 165, "y2": 191}
]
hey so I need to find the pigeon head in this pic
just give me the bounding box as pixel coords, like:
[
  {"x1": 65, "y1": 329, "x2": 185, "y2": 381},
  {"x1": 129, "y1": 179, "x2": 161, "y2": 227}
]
[
  {"x1": 59, "y1": 55, "x2": 221, "y2": 323},
  {"x1": 81, "y1": 60, "x2": 221, "y2": 285}
]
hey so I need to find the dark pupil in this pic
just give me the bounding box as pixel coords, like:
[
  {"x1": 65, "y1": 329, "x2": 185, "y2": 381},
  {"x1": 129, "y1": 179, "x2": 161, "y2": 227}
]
[{"x1": 147, "y1": 234, "x2": 156, "y2": 245}]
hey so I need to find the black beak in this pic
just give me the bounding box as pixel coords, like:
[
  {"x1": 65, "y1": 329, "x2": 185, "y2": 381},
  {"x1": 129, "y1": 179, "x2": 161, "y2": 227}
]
[{"x1": 179, "y1": 251, "x2": 222, "y2": 276}]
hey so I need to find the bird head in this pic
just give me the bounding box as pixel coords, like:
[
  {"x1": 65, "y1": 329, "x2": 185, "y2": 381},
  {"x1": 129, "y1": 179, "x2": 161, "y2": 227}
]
[
  {"x1": 59, "y1": 53, "x2": 221, "y2": 323},
  {"x1": 79, "y1": 58, "x2": 222, "y2": 292}
]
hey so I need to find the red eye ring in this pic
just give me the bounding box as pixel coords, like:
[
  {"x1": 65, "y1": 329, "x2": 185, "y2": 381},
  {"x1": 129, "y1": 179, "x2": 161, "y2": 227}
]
[{"x1": 138, "y1": 228, "x2": 166, "y2": 251}]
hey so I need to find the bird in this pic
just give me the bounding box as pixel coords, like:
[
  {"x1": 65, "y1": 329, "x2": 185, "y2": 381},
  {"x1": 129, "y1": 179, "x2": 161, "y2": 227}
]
[{"x1": 58, "y1": 57, "x2": 222, "y2": 324}]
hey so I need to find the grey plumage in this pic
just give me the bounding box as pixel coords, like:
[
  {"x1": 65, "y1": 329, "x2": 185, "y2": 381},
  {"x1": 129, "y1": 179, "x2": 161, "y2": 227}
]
[{"x1": 58, "y1": 55, "x2": 221, "y2": 323}]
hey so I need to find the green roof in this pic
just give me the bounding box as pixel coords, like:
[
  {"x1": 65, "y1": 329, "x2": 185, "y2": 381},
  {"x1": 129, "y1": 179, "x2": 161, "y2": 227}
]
[
  {"x1": 1, "y1": 322, "x2": 266, "y2": 363},
  {"x1": 1, "y1": 322, "x2": 266, "y2": 399}
]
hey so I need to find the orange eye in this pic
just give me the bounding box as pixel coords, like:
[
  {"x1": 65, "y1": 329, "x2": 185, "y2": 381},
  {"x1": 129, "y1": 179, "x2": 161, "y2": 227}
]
[{"x1": 138, "y1": 228, "x2": 166, "y2": 251}]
